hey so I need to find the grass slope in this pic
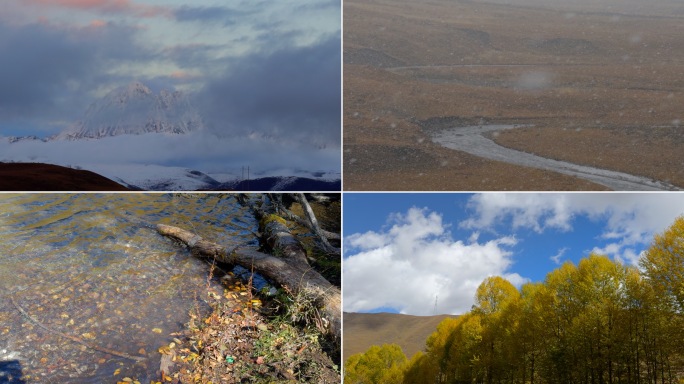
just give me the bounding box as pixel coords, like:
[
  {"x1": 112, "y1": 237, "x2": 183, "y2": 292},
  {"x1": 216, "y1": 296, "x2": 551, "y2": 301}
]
[
  {"x1": 0, "y1": 162, "x2": 129, "y2": 191},
  {"x1": 343, "y1": 312, "x2": 458, "y2": 360}
]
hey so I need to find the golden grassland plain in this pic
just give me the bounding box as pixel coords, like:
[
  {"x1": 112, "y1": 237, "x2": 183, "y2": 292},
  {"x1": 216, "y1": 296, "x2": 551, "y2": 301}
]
[
  {"x1": 343, "y1": 312, "x2": 458, "y2": 360},
  {"x1": 344, "y1": 0, "x2": 684, "y2": 190}
]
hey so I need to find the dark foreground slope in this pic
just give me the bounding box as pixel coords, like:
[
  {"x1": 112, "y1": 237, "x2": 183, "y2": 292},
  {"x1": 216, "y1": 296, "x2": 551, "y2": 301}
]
[
  {"x1": 343, "y1": 312, "x2": 458, "y2": 360},
  {"x1": 0, "y1": 162, "x2": 130, "y2": 191}
]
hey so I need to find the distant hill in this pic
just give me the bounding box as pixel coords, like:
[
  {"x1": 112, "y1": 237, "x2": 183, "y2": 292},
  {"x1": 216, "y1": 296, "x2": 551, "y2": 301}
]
[
  {"x1": 343, "y1": 312, "x2": 459, "y2": 360},
  {"x1": 0, "y1": 162, "x2": 130, "y2": 191},
  {"x1": 218, "y1": 176, "x2": 341, "y2": 191}
]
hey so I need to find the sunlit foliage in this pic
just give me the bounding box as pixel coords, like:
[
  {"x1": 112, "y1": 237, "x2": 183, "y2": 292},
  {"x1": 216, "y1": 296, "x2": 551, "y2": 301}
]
[
  {"x1": 344, "y1": 344, "x2": 408, "y2": 384},
  {"x1": 346, "y1": 217, "x2": 684, "y2": 384}
]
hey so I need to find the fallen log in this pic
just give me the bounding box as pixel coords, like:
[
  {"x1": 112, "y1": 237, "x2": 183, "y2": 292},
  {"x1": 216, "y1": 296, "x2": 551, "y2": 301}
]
[
  {"x1": 267, "y1": 194, "x2": 340, "y2": 241},
  {"x1": 259, "y1": 214, "x2": 311, "y2": 270},
  {"x1": 156, "y1": 223, "x2": 341, "y2": 344},
  {"x1": 293, "y1": 193, "x2": 340, "y2": 256}
]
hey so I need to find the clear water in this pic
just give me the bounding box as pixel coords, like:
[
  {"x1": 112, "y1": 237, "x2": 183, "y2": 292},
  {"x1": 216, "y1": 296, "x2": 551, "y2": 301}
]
[{"x1": 0, "y1": 194, "x2": 258, "y2": 383}]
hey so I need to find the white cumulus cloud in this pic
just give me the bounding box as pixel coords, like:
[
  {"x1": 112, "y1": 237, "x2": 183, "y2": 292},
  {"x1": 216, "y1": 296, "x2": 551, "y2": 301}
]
[{"x1": 344, "y1": 207, "x2": 526, "y2": 315}]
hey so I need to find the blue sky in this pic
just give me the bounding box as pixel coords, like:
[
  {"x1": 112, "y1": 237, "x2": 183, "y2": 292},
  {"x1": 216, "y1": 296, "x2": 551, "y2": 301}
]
[{"x1": 343, "y1": 193, "x2": 684, "y2": 315}]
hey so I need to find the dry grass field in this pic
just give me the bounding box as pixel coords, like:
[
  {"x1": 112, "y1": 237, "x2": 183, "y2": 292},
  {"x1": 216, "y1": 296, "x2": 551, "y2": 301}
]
[
  {"x1": 343, "y1": 312, "x2": 458, "y2": 360},
  {"x1": 344, "y1": 0, "x2": 684, "y2": 190}
]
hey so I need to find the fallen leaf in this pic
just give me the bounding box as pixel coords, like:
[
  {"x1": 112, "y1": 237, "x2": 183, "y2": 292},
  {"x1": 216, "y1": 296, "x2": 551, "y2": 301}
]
[{"x1": 160, "y1": 353, "x2": 174, "y2": 375}]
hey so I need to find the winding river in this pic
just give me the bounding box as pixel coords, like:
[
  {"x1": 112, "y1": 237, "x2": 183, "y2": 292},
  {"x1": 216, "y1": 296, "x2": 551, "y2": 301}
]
[
  {"x1": 432, "y1": 125, "x2": 682, "y2": 191},
  {"x1": 0, "y1": 194, "x2": 258, "y2": 383}
]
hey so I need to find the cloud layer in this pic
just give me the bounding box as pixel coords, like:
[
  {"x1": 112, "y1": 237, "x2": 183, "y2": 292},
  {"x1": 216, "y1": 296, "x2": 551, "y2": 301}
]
[
  {"x1": 0, "y1": 132, "x2": 339, "y2": 178},
  {"x1": 0, "y1": 2, "x2": 340, "y2": 134},
  {"x1": 344, "y1": 207, "x2": 526, "y2": 315},
  {"x1": 24, "y1": 0, "x2": 169, "y2": 18},
  {"x1": 0, "y1": 20, "x2": 142, "y2": 132},
  {"x1": 199, "y1": 35, "x2": 341, "y2": 144},
  {"x1": 461, "y1": 193, "x2": 684, "y2": 264},
  {"x1": 0, "y1": 0, "x2": 340, "y2": 172}
]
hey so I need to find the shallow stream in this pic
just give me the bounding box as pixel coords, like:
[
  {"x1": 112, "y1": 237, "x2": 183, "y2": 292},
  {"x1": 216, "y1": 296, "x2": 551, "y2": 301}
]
[
  {"x1": 0, "y1": 194, "x2": 258, "y2": 383},
  {"x1": 431, "y1": 125, "x2": 681, "y2": 191}
]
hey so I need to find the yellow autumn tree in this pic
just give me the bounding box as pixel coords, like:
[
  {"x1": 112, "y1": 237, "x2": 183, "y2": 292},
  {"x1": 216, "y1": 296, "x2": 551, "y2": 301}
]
[
  {"x1": 641, "y1": 215, "x2": 684, "y2": 313},
  {"x1": 344, "y1": 344, "x2": 407, "y2": 384}
]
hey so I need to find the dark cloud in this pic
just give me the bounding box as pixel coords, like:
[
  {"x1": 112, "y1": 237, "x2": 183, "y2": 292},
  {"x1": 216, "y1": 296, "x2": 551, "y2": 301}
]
[
  {"x1": 162, "y1": 43, "x2": 225, "y2": 71},
  {"x1": 0, "y1": 20, "x2": 146, "y2": 135},
  {"x1": 24, "y1": 0, "x2": 169, "y2": 18},
  {"x1": 172, "y1": 5, "x2": 256, "y2": 25},
  {"x1": 0, "y1": 22, "x2": 92, "y2": 117},
  {"x1": 199, "y1": 35, "x2": 341, "y2": 144},
  {"x1": 294, "y1": 0, "x2": 340, "y2": 13}
]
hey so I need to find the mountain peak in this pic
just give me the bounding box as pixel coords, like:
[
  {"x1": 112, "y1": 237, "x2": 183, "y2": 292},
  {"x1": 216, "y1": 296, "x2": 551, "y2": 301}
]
[
  {"x1": 54, "y1": 82, "x2": 203, "y2": 140},
  {"x1": 124, "y1": 81, "x2": 152, "y2": 96},
  {"x1": 104, "y1": 81, "x2": 153, "y2": 106}
]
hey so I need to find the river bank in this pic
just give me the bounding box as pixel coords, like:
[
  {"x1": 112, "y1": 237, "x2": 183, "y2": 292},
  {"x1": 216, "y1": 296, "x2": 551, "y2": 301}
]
[{"x1": 0, "y1": 194, "x2": 340, "y2": 383}]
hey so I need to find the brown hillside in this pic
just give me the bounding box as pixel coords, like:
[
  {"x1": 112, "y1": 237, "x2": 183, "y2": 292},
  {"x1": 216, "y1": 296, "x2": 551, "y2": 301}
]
[
  {"x1": 344, "y1": 312, "x2": 458, "y2": 360},
  {"x1": 0, "y1": 162, "x2": 130, "y2": 191},
  {"x1": 344, "y1": 0, "x2": 684, "y2": 190}
]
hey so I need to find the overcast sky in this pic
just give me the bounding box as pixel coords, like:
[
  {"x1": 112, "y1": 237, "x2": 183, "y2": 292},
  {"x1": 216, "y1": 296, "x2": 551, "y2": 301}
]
[
  {"x1": 343, "y1": 193, "x2": 684, "y2": 316},
  {"x1": 0, "y1": 0, "x2": 340, "y2": 142}
]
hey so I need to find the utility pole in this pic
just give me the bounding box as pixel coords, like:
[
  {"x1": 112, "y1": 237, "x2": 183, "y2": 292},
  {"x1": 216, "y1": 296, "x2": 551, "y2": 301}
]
[{"x1": 433, "y1": 294, "x2": 438, "y2": 315}]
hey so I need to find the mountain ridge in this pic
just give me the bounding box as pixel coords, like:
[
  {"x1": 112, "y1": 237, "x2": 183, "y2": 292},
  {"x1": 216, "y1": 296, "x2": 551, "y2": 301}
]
[
  {"x1": 343, "y1": 312, "x2": 459, "y2": 360},
  {"x1": 53, "y1": 81, "x2": 203, "y2": 140}
]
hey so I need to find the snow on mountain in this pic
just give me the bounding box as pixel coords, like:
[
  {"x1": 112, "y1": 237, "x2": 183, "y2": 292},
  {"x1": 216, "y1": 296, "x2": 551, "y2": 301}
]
[
  {"x1": 7, "y1": 135, "x2": 45, "y2": 143},
  {"x1": 54, "y1": 81, "x2": 203, "y2": 140},
  {"x1": 82, "y1": 163, "x2": 221, "y2": 191},
  {"x1": 82, "y1": 164, "x2": 340, "y2": 191},
  {"x1": 1, "y1": 80, "x2": 341, "y2": 190}
]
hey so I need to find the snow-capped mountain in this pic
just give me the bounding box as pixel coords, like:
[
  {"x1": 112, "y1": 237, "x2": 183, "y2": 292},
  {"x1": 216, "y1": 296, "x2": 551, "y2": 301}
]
[
  {"x1": 82, "y1": 164, "x2": 340, "y2": 191},
  {"x1": 54, "y1": 81, "x2": 203, "y2": 140},
  {"x1": 0, "y1": 80, "x2": 341, "y2": 190}
]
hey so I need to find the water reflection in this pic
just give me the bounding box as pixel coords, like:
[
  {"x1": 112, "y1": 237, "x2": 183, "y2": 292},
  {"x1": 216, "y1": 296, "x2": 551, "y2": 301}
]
[
  {"x1": 0, "y1": 194, "x2": 258, "y2": 383},
  {"x1": 0, "y1": 360, "x2": 25, "y2": 384}
]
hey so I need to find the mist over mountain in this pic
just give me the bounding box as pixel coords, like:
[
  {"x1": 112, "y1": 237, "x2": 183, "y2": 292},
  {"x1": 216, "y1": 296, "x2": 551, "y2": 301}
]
[
  {"x1": 53, "y1": 81, "x2": 203, "y2": 140},
  {"x1": 0, "y1": 80, "x2": 340, "y2": 190}
]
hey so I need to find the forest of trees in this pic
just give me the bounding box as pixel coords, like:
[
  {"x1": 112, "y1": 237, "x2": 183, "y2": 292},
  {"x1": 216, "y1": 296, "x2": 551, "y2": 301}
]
[{"x1": 345, "y1": 217, "x2": 684, "y2": 384}]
